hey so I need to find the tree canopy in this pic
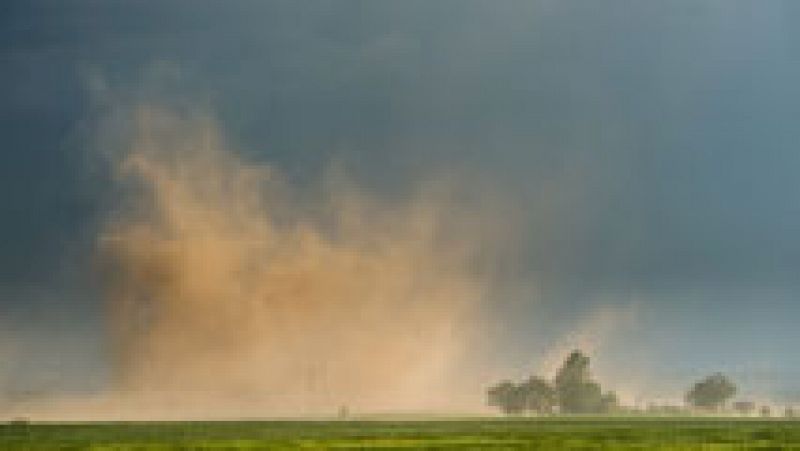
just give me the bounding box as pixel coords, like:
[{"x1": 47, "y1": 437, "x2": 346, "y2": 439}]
[
  {"x1": 487, "y1": 380, "x2": 527, "y2": 415},
  {"x1": 685, "y1": 373, "x2": 736, "y2": 410},
  {"x1": 554, "y1": 350, "x2": 617, "y2": 414},
  {"x1": 521, "y1": 376, "x2": 556, "y2": 413}
]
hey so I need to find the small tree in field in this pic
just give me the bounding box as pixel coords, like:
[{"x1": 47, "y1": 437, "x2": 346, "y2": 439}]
[
  {"x1": 554, "y1": 350, "x2": 617, "y2": 414},
  {"x1": 520, "y1": 376, "x2": 556, "y2": 414},
  {"x1": 733, "y1": 401, "x2": 755, "y2": 416},
  {"x1": 685, "y1": 373, "x2": 736, "y2": 411},
  {"x1": 487, "y1": 381, "x2": 526, "y2": 415}
]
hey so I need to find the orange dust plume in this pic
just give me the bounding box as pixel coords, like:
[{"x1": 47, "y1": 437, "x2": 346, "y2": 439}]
[{"x1": 67, "y1": 104, "x2": 492, "y2": 419}]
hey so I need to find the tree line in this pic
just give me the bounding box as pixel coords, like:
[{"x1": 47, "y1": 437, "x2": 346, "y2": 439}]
[
  {"x1": 487, "y1": 350, "x2": 617, "y2": 415},
  {"x1": 488, "y1": 350, "x2": 738, "y2": 415}
]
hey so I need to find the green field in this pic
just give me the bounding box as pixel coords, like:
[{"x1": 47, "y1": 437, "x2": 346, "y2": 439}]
[{"x1": 2, "y1": 417, "x2": 800, "y2": 449}]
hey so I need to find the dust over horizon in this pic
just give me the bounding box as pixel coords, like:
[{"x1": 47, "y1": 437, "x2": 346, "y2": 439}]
[{"x1": 7, "y1": 101, "x2": 516, "y2": 420}]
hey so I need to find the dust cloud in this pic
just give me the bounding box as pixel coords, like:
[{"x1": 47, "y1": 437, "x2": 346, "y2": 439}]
[{"x1": 33, "y1": 103, "x2": 494, "y2": 419}]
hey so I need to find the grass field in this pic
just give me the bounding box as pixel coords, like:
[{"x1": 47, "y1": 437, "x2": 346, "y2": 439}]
[{"x1": 2, "y1": 417, "x2": 800, "y2": 449}]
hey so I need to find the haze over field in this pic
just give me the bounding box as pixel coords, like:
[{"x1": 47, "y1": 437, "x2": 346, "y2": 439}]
[
  {"x1": 3, "y1": 98, "x2": 505, "y2": 419},
  {"x1": 3, "y1": 1, "x2": 800, "y2": 419},
  {"x1": 105, "y1": 102, "x2": 499, "y2": 417}
]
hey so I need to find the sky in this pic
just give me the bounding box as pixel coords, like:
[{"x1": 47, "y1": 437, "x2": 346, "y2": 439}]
[{"x1": 2, "y1": 0, "x2": 800, "y2": 409}]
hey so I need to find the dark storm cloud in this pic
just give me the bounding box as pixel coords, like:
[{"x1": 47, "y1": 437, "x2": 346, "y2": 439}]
[{"x1": 5, "y1": 0, "x2": 800, "y2": 291}]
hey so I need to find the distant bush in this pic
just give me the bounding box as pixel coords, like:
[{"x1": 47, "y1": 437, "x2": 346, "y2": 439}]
[{"x1": 685, "y1": 373, "x2": 736, "y2": 411}]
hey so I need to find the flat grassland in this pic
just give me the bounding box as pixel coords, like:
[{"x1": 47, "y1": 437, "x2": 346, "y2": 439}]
[{"x1": 2, "y1": 417, "x2": 799, "y2": 449}]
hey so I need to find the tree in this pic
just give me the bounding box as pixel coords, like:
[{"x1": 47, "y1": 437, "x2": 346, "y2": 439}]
[
  {"x1": 600, "y1": 391, "x2": 619, "y2": 413},
  {"x1": 733, "y1": 401, "x2": 755, "y2": 416},
  {"x1": 685, "y1": 373, "x2": 736, "y2": 411},
  {"x1": 487, "y1": 381, "x2": 526, "y2": 415},
  {"x1": 554, "y1": 350, "x2": 616, "y2": 414},
  {"x1": 555, "y1": 351, "x2": 591, "y2": 388},
  {"x1": 520, "y1": 376, "x2": 556, "y2": 414}
]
